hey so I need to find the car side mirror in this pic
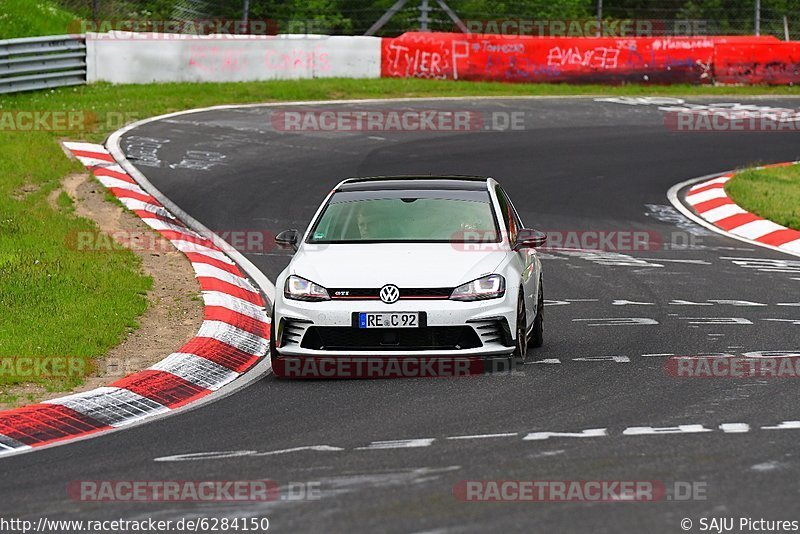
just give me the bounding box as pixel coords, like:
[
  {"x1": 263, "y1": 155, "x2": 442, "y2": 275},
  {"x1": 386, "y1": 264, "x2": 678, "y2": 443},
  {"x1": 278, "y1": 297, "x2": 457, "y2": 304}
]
[
  {"x1": 275, "y1": 229, "x2": 299, "y2": 251},
  {"x1": 513, "y1": 228, "x2": 547, "y2": 250}
]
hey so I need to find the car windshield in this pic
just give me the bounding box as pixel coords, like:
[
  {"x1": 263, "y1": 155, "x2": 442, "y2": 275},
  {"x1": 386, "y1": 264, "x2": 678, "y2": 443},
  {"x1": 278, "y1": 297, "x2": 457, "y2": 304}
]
[{"x1": 308, "y1": 189, "x2": 499, "y2": 243}]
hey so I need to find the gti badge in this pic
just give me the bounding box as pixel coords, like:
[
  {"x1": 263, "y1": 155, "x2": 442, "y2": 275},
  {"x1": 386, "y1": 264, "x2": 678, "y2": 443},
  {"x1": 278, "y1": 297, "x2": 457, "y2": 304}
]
[{"x1": 379, "y1": 284, "x2": 400, "y2": 304}]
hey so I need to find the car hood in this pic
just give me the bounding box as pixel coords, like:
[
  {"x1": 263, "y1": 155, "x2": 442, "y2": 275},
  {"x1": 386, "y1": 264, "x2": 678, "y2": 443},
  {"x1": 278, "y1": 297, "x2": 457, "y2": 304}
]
[{"x1": 289, "y1": 243, "x2": 509, "y2": 288}]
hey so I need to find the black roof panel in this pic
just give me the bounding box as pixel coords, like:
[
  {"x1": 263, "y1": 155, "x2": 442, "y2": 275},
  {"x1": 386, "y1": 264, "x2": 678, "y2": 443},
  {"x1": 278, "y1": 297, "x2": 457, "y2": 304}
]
[{"x1": 338, "y1": 175, "x2": 489, "y2": 192}]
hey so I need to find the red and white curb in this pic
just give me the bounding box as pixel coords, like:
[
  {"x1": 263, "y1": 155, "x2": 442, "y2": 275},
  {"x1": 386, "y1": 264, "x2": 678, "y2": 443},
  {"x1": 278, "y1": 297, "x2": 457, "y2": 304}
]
[
  {"x1": 675, "y1": 162, "x2": 800, "y2": 256},
  {"x1": 0, "y1": 142, "x2": 270, "y2": 456}
]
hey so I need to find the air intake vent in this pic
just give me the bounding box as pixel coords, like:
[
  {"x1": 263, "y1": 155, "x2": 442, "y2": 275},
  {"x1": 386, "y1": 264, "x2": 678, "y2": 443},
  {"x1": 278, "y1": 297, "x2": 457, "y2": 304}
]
[{"x1": 468, "y1": 318, "x2": 513, "y2": 347}]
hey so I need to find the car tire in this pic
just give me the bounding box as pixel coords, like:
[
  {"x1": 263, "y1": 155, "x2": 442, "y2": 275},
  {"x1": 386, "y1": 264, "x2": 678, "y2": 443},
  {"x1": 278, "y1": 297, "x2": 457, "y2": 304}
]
[
  {"x1": 512, "y1": 291, "x2": 528, "y2": 364},
  {"x1": 529, "y1": 278, "x2": 544, "y2": 349},
  {"x1": 269, "y1": 305, "x2": 285, "y2": 378}
]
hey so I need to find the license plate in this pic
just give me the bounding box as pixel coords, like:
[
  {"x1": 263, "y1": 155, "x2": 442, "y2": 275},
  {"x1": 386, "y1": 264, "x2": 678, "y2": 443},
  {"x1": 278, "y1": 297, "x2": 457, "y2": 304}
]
[{"x1": 358, "y1": 312, "x2": 419, "y2": 328}]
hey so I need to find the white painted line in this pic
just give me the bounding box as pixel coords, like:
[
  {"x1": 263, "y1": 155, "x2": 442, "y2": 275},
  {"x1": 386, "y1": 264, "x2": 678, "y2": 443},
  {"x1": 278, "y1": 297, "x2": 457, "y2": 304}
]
[
  {"x1": 622, "y1": 425, "x2": 712, "y2": 435},
  {"x1": 679, "y1": 317, "x2": 753, "y2": 325},
  {"x1": 762, "y1": 421, "x2": 800, "y2": 430},
  {"x1": 572, "y1": 355, "x2": 630, "y2": 362},
  {"x1": 719, "y1": 423, "x2": 750, "y2": 433},
  {"x1": 647, "y1": 258, "x2": 711, "y2": 264},
  {"x1": 572, "y1": 318, "x2": 658, "y2": 326},
  {"x1": 670, "y1": 300, "x2": 713, "y2": 306},
  {"x1": 356, "y1": 439, "x2": 435, "y2": 450},
  {"x1": 446, "y1": 433, "x2": 518, "y2": 440},
  {"x1": 707, "y1": 299, "x2": 766, "y2": 306},
  {"x1": 523, "y1": 428, "x2": 607, "y2": 441},
  {"x1": 529, "y1": 358, "x2": 561, "y2": 364}
]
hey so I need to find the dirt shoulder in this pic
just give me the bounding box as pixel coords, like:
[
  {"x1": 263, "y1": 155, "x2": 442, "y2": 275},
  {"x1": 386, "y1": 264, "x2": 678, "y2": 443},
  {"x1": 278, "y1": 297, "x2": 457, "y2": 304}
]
[{"x1": 0, "y1": 173, "x2": 204, "y2": 409}]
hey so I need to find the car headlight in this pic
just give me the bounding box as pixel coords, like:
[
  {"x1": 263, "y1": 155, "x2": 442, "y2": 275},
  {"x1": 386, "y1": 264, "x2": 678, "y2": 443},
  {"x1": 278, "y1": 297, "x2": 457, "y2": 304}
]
[
  {"x1": 450, "y1": 274, "x2": 505, "y2": 301},
  {"x1": 284, "y1": 275, "x2": 330, "y2": 301}
]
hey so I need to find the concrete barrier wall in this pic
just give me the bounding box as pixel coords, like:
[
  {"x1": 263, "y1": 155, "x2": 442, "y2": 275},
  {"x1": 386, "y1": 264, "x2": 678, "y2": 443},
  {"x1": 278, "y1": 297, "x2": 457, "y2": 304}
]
[
  {"x1": 715, "y1": 42, "x2": 800, "y2": 85},
  {"x1": 381, "y1": 33, "x2": 782, "y2": 85},
  {"x1": 86, "y1": 31, "x2": 798, "y2": 85},
  {"x1": 87, "y1": 33, "x2": 382, "y2": 83}
]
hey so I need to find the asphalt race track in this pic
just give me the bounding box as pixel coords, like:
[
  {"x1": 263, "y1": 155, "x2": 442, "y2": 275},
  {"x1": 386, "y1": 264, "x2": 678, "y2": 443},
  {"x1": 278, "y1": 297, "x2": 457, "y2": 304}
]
[{"x1": 4, "y1": 97, "x2": 800, "y2": 533}]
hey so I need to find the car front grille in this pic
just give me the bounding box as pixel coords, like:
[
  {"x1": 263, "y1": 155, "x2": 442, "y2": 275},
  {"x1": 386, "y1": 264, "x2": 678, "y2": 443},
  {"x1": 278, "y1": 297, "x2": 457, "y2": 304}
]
[
  {"x1": 300, "y1": 326, "x2": 482, "y2": 351},
  {"x1": 329, "y1": 287, "x2": 453, "y2": 300}
]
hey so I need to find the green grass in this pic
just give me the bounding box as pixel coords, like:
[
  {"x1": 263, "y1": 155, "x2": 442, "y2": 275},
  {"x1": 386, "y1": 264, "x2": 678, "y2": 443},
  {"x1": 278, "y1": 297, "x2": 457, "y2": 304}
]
[
  {"x1": 0, "y1": 131, "x2": 152, "y2": 392},
  {"x1": 726, "y1": 165, "x2": 800, "y2": 231},
  {"x1": 0, "y1": 0, "x2": 78, "y2": 39},
  {"x1": 2, "y1": 76, "x2": 800, "y2": 396}
]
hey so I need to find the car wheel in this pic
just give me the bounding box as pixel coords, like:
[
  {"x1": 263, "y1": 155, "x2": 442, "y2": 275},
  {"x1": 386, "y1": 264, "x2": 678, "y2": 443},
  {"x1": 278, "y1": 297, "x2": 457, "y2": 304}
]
[
  {"x1": 529, "y1": 278, "x2": 544, "y2": 349},
  {"x1": 269, "y1": 305, "x2": 285, "y2": 378},
  {"x1": 512, "y1": 292, "x2": 528, "y2": 364}
]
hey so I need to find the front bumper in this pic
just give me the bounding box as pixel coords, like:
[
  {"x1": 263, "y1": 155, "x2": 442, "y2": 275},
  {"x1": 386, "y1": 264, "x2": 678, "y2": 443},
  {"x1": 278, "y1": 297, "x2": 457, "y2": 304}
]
[{"x1": 274, "y1": 293, "x2": 517, "y2": 357}]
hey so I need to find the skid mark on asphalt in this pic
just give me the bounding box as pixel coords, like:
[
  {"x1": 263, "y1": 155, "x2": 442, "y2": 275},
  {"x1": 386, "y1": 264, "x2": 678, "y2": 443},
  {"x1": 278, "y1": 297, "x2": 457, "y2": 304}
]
[{"x1": 153, "y1": 421, "x2": 800, "y2": 463}]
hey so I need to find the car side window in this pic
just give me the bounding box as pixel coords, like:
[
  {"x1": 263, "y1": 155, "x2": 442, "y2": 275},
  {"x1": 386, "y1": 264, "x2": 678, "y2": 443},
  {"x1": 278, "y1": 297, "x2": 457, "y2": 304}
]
[{"x1": 495, "y1": 185, "x2": 518, "y2": 244}]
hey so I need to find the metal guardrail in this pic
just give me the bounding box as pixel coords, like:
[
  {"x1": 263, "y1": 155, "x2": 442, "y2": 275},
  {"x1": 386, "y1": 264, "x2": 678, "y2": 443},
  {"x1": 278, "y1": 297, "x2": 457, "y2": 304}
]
[{"x1": 0, "y1": 34, "x2": 86, "y2": 95}]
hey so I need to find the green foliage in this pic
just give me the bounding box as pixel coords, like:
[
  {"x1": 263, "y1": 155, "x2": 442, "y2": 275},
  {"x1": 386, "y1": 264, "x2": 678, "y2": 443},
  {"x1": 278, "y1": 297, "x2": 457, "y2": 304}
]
[
  {"x1": 0, "y1": 0, "x2": 78, "y2": 39},
  {"x1": 727, "y1": 165, "x2": 800, "y2": 230}
]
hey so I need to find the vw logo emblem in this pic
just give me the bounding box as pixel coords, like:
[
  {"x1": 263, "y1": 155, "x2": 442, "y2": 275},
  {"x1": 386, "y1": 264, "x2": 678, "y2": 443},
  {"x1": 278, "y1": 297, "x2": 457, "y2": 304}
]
[{"x1": 379, "y1": 284, "x2": 400, "y2": 304}]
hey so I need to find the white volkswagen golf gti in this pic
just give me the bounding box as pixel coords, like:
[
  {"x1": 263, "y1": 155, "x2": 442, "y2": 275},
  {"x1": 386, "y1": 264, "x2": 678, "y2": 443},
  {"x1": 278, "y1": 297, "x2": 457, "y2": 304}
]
[{"x1": 270, "y1": 176, "x2": 546, "y2": 373}]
